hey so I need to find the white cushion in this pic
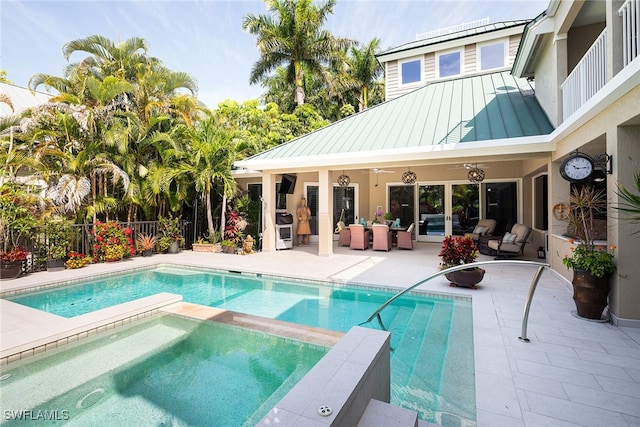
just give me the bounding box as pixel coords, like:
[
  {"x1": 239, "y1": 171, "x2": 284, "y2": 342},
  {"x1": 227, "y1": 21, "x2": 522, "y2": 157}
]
[
  {"x1": 473, "y1": 225, "x2": 488, "y2": 235},
  {"x1": 502, "y1": 232, "x2": 517, "y2": 243}
]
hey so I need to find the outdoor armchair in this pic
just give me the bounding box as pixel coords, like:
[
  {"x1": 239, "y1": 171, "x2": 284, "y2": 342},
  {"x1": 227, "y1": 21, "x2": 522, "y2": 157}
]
[
  {"x1": 349, "y1": 224, "x2": 371, "y2": 250},
  {"x1": 372, "y1": 224, "x2": 392, "y2": 251},
  {"x1": 337, "y1": 221, "x2": 351, "y2": 246},
  {"x1": 487, "y1": 223, "x2": 532, "y2": 258},
  {"x1": 396, "y1": 223, "x2": 415, "y2": 250},
  {"x1": 465, "y1": 218, "x2": 497, "y2": 241}
]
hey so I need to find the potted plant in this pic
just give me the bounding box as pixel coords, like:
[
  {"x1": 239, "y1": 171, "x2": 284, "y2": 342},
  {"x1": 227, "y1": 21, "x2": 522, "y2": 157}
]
[
  {"x1": 438, "y1": 235, "x2": 484, "y2": 288},
  {"x1": 561, "y1": 186, "x2": 616, "y2": 319},
  {"x1": 192, "y1": 229, "x2": 222, "y2": 253},
  {"x1": 44, "y1": 217, "x2": 71, "y2": 271},
  {"x1": 136, "y1": 233, "x2": 158, "y2": 257},
  {"x1": 158, "y1": 215, "x2": 184, "y2": 253},
  {"x1": 0, "y1": 185, "x2": 38, "y2": 277},
  {"x1": 65, "y1": 251, "x2": 92, "y2": 269},
  {"x1": 220, "y1": 239, "x2": 237, "y2": 254},
  {"x1": 0, "y1": 247, "x2": 28, "y2": 279},
  {"x1": 384, "y1": 212, "x2": 394, "y2": 226},
  {"x1": 223, "y1": 210, "x2": 246, "y2": 251}
]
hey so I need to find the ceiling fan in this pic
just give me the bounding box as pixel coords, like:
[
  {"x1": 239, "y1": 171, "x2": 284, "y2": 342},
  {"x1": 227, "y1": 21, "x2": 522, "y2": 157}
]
[
  {"x1": 449, "y1": 163, "x2": 490, "y2": 170},
  {"x1": 366, "y1": 168, "x2": 395, "y2": 174},
  {"x1": 363, "y1": 168, "x2": 394, "y2": 187}
]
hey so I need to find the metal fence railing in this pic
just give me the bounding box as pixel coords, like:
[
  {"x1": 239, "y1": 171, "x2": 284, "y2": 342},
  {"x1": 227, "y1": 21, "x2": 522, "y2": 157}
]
[{"x1": 23, "y1": 220, "x2": 192, "y2": 272}]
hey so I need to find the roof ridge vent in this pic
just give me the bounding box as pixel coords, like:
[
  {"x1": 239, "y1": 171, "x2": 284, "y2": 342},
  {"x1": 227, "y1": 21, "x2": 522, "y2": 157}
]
[{"x1": 416, "y1": 17, "x2": 490, "y2": 40}]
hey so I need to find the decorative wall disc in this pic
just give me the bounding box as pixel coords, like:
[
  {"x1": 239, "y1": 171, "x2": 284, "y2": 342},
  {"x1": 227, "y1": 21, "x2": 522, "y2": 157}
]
[
  {"x1": 337, "y1": 174, "x2": 351, "y2": 187},
  {"x1": 402, "y1": 169, "x2": 417, "y2": 184}
]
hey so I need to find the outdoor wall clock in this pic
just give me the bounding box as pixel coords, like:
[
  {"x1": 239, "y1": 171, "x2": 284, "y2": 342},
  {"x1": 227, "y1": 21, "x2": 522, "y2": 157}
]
[{"x1": 560, "y1": 152, "x2": 594, "y2": 182}]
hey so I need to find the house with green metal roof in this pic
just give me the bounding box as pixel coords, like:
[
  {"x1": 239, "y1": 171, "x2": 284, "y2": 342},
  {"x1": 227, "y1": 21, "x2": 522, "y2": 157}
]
[{"x1": 235, "y1": 0, "x2": 640, "y2": 326}]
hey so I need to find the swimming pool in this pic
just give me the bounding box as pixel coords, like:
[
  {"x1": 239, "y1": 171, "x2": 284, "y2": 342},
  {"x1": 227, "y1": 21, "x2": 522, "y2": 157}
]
[
  {"x1": 5, "y1": 266, "x2": 476, "y2": 425},
  {"x1": 0, "y1": 314, "x2": 328, "y2": 426}
]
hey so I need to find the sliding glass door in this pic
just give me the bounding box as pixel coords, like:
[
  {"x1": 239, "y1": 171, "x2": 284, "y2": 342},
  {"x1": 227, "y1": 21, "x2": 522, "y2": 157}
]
[{"x1": 417, "y1": 182, "x2": 479, "y2": 242}]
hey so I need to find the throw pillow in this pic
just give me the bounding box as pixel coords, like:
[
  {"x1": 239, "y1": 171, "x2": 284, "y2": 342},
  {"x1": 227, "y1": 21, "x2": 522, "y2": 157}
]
[
  {"x1": 473, "y1": 225, "x2": 488, "y2": 235},
  {"x1": 502, "y1": 232, "x2": 517, "y2": 243}
]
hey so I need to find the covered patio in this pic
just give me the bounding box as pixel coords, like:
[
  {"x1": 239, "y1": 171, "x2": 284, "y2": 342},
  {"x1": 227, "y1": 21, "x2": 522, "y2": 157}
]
[{"x1": 234, "y1": 71, "x2": 554, "y2": 259}]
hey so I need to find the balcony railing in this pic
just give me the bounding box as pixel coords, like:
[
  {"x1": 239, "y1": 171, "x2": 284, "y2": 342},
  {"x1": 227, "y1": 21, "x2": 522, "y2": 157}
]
[
  {"x1": 561, "y1": 29, "x2": 607, "y2": 119},
  {"x1": 619, "y1": 0, "x2": 640, "y2": 67}
]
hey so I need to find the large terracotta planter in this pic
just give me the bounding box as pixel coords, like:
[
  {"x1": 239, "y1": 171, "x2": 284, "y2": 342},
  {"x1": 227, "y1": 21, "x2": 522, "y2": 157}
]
[
  {"x1": 572, "y1": 269, "x2": 610, "y2": 319},
  {"x1": 445, "y1": 268, "x2": 485, "y2": 289},
  {"x1": 0, "y1": 261, "x2": 23, "y2": 280},
  {"x1": 192, "y1": 243, "x2": 221, "y2": 253}
]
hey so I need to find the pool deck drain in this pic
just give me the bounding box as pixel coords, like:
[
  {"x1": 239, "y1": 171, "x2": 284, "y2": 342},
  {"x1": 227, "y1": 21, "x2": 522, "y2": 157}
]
[{"x1": 161, "y1": 302, "x2": 343, "y2": 348}]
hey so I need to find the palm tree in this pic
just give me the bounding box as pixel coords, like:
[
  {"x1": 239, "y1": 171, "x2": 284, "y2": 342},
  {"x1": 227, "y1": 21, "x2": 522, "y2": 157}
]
[
  {"x1": 242, "y1": 0, "x2": 354, "y2": 106},
  {"x1": 347, "y1": 38, "x2": 384, "y2": 111},
  {"x1": 184, "y1": 113, "x2": 238, "y2": 237}
]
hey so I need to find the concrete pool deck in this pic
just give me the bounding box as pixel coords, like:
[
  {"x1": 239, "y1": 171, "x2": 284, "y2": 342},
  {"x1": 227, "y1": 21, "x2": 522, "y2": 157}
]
[{"x1": 1, "y1": 242, "x2": 639, "y2": 426}]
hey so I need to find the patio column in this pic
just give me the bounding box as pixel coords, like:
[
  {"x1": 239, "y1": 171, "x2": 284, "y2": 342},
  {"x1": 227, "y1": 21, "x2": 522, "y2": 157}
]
[
  {"x1": 317, "y1": 169, "x2": 333, "y2": 256},
  {"x1": 608, "y1": 125, "x2": 640, "y2": 324},
  {"x1": 261, "y1": 173, "x2": 276, "y2": 252}
]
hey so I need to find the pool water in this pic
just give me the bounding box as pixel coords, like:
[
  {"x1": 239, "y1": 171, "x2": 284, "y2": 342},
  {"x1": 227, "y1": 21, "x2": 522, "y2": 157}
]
[
  {"x1": 0, "y1": 315, "x2": 327, "y2": 426},
  {"x1": 5, "y1": 266, "x2": 476, "y2": 426}
]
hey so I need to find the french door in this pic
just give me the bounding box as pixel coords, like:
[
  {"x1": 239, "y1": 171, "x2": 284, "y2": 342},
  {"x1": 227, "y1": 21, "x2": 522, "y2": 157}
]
[{"x1": 417, "y1": 182, "x2": 480, "y2": 242}]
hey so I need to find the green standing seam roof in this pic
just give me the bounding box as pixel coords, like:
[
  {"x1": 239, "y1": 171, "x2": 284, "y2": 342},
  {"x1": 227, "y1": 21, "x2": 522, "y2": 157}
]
[
  {"x1": 377, "y1": 20, "x2": 531, "y2": 59},
  {"x1": 242, "y1": 71, "x2": 554, "y2": 163}
]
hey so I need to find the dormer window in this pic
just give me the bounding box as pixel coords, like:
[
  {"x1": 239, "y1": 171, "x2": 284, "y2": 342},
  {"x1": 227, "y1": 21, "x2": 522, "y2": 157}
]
[
  {"x1": 400, "y1": 58, "x2": 422, "y2": 85},
  {"x1": 478, "y1": 41, "x2": 506, "y2": 71},
  {"x1": 437, "y1": 50, "x2": 461, "y2": 78}
]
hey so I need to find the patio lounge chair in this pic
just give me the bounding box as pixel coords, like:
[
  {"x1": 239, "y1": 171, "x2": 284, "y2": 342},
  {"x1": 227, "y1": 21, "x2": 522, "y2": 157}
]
[
  {"x1": 487, "y1": 223, "x2": 532, "y2": 258},
  {"x1": 396, "y1": 223, "x2": 414, "y2": 250},
  {"x1": 465, "y1": 218, "x2": 497, "y2": 241},
  {"x1": 349, "y1": 224, "x2": 371, "y2": 250},
  {"x1": 337, "y1": 221, "x2": 351, "y2": 246},
  {"x1": 372, "y1": 224, "x2": 392, "y2": 251}
]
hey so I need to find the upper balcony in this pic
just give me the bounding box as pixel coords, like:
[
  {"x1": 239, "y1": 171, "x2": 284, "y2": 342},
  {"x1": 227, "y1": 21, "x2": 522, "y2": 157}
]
[{"x1": 561, "y1": 0, "x2": 639, "y2": 119}]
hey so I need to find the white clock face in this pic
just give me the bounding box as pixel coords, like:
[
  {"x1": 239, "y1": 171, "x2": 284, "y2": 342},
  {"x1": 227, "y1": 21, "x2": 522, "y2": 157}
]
[{"x1": 563, "y1": 156, "x2": 593, "y2": 181}]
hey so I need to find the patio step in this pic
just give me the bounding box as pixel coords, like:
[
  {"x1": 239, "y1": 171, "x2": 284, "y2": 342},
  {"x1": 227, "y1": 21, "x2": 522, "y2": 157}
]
[
  {"x1": 388, "y1": 301, "x2": 436, "y2": 403},
  {"x1": 357, "y1": 399, "x2": 419, "y2": 427}
]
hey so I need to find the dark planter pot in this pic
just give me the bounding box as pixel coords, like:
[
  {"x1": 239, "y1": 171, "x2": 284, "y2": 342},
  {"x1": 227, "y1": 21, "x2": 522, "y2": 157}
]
[
  {"x1": 142, "y1": 249, "x2": 153, "y2": 257},
  {"x1": 0, "y1": 261, "x2": 23, "y2": 280},
  {"x1": 445, "y1": 268, "x2": 485, "y2": 289},
  {"x1": 572, "y1": 269, "x2": 610, "y2": 319},
  {"x1": 222, "y1": 246, "x2": 236, "y2": 254},
  {"x1": 167, "y1": 240, "x2": 181, "y2": 254},
  {"x1": 46, "y1": 258, "x2": 66, "y2": 272}
]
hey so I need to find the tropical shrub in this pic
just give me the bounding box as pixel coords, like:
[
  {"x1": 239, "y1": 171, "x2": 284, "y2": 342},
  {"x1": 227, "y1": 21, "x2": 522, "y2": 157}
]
[
  {"x1": 92, "y1": 221, "x2": 135, "y2": 262},
  {"x1": 438, "y1": 235, "x2": 479, "y2": 269}
]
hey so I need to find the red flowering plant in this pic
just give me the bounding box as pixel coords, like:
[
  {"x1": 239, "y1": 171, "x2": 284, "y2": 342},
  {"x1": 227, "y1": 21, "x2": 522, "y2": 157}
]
[
  {"x1": 0, "y1": 246, "x2": 28, "y2": 263},
  {"x1": 91, "y1": 221, "x2": 135, "y2": 262},
  {"x1": 438, "y1": 235, "x2": 480, "y2": 269},
  {"x1": 223, "y1": 210, "x2": 247, "y2": 247}
]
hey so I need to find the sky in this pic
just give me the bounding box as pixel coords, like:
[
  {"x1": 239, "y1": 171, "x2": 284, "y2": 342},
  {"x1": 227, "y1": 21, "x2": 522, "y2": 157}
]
[{"x1": 1, "y1": 0, "x2": 549, "y2": 109}]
